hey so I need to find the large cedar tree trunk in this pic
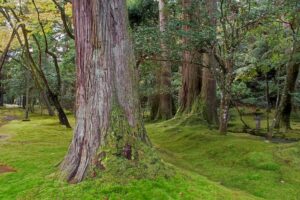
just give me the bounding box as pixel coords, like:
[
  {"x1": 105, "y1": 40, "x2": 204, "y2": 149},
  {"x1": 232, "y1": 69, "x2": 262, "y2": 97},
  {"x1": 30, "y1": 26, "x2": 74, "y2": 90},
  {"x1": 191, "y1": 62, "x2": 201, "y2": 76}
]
[
  {"x1": 178, "y1": 0, "x2": 202, "y2": 114},
  {"x1": 61, "y1": 0, "x2": 150, "y2": 183}
]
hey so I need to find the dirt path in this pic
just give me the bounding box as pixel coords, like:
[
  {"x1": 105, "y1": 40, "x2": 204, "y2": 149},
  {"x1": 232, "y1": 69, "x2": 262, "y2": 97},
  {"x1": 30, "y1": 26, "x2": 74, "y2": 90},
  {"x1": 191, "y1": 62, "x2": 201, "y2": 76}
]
[{"x1": 0, "y1": 115, "x2": 18, "y2": 142}]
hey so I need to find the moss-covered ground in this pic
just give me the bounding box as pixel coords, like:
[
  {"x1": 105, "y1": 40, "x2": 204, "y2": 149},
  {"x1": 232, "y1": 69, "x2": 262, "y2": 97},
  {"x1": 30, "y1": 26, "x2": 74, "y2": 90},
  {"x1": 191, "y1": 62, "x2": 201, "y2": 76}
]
[{"x1": 0, "y1": 107, "x2": 300, "y2": 199}]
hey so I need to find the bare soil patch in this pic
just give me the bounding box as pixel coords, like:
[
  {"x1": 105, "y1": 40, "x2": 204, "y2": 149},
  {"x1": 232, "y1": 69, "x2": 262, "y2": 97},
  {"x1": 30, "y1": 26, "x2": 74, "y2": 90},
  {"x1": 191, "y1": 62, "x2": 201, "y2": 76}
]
[
  {"x1": 0, "y1": 165, "x2": 16, "y2": 174},
  {"x1": 0, "y1": 135, "x2": 8, "y2": 140}
]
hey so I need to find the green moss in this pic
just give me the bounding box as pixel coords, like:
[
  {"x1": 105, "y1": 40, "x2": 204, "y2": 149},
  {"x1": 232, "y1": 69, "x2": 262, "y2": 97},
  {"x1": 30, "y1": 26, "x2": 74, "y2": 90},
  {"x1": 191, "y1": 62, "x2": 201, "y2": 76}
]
[
  {"x1": 243, "y1": 152, "x2": 280, "y2": 171},
  {"x1": 147, "y1": 115, "x2": 300, "y2": 200},
  {"x1": 0, "y1": 108, "x2": 258, "y2": 199},
  {"x1": 1, "y1": 107, "x2": 300, "y2": 199}
]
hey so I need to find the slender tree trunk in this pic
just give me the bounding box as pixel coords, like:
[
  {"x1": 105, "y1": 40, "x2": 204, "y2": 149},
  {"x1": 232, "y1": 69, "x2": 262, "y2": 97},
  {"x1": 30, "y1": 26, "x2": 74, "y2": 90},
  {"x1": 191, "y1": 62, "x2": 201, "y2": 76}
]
[
  {"x1": 156, "y1": 0, "x2": 173, "y2": 120},
  {"x1": 219, "y1": 59, "x2": 233, "y2": 134},
  {"x1": 219, "y1": 91, "x2": 230, "y2": 133},
  {"x1": 23, "y1": 73, "x2": 30, "y2": 121},
  {"x1": 266, "y1": 75, "x2": 270, "y2": 133},
  {"x1": 41, "y1": 90, "x2": 55, "y2": 116},
  {"x1": 61, "y1": 0, "x2": 151, "y2": 183},
  {"x1": 22, "y1": 95, "x2": 26, "y2": 109},
  {"x1": 48, "y1": 92, "x2": 71, "y2": 128}
]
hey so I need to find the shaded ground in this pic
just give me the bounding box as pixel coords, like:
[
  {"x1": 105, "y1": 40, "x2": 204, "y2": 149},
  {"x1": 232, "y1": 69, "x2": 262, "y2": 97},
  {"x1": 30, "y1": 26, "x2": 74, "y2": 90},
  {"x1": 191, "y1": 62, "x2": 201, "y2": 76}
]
[{"x1": 3, "y1": 115, "x2": 19, "y2": 121}]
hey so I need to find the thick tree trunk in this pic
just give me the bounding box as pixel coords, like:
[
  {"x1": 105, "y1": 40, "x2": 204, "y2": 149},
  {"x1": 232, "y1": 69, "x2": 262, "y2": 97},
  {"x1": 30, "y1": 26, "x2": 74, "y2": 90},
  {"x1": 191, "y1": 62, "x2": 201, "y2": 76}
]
[
  {"x1": 179, "y1": 57, "x2": 201, "y2": 114},
  {"x1": 61, "y1": 0, "x2": 151, "y2": 183},
  {"x1": 201, "y1": 53, "x2": 218, "y2": 125},
  {"x1": 156, "y1": 0, "x2": 173, "y2": 120},
  {"x1": 273, "y1": 61, "x2": 299, "y2": 130}
]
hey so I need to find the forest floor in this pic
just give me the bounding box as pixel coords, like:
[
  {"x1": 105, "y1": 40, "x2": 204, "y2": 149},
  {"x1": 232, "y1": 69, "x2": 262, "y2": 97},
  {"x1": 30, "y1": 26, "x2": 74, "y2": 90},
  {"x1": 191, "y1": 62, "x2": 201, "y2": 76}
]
[{"x1": 0, "y1": 108, "x2": 300, "y2": 199}]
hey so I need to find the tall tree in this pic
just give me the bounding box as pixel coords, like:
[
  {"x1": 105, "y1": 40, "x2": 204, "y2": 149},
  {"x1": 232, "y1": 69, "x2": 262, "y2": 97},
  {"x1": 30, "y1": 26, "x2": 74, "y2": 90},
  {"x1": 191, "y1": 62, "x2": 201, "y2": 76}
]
[
  {"x1": 178, "y1": 0, "x2": 202, "y2": 114},
  {"x1": 200, "y1": 0, "x2": 218, "y2": 125},
  {"x1": 61, "y1": 0, "x2": 151, "y2": 183}
]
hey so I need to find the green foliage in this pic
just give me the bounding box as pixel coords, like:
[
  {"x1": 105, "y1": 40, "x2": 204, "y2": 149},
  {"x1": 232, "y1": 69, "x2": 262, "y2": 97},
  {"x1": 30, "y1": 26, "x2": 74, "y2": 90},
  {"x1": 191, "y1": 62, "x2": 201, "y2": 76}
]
[{"x1": 128, "y1": 0, "x2": 158, "y2": 27}]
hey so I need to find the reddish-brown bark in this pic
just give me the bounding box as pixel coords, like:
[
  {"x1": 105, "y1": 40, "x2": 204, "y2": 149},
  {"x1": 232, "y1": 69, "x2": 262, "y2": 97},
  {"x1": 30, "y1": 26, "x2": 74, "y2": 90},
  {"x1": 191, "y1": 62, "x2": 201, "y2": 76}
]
[{"x1": 61, "y1": 0, "x2": 150, "y2": 183}]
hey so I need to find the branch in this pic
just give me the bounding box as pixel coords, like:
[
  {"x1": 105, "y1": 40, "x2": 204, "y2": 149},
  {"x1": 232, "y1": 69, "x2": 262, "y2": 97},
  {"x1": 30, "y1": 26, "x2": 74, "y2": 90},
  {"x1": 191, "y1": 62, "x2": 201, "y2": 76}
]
[
  {"x1": 51, "y1": 0, "x2": 74, "y2": 40},
  {"x1": 32, "y1": 0, "x2": 62, "y2": 93}
]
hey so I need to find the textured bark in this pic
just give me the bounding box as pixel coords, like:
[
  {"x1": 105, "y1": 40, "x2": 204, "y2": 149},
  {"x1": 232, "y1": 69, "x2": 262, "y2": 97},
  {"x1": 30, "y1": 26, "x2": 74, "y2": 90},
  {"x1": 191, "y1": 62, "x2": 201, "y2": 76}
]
[
  {"x1": 61, "y1": 0, "x2": 150, "y2": 183},
  {"x1": 156, "y1": 0, "x2": 173, "y2": 120},
  {"x1": 178, "y1": 0, "x2": 202, "y2": 114},
  {"x1": 273, "y1": 58, "x2": 299, "y2": 130}
]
